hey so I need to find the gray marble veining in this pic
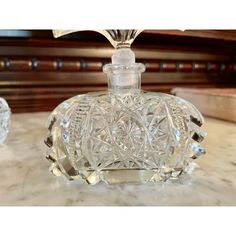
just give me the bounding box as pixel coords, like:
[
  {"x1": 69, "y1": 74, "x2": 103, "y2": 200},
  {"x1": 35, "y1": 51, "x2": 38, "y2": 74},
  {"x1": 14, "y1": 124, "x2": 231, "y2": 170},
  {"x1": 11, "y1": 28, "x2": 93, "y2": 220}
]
[{"x1": 0, "y1": 112, "x2": 236, "y2": 206}]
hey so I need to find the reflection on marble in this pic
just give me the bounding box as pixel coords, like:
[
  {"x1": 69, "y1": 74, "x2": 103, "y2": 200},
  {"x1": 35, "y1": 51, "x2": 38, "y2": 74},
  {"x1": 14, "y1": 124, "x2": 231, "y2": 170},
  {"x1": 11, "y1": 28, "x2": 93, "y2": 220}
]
[{"x1": 0, "y1": 112, "x2": 236, "y2": 206}]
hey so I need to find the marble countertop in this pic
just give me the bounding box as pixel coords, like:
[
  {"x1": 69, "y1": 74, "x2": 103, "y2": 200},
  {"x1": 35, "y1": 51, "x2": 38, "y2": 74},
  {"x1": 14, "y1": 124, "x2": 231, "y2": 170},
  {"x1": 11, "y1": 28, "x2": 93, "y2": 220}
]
[{"x1": 0, "y1": 112, "x2": 236, "y2": 206}]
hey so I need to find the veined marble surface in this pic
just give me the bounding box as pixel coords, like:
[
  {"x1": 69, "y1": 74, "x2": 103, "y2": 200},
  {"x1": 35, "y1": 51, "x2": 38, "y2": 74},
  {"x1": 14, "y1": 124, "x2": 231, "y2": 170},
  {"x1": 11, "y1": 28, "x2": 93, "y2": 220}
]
[{"x1": 0, "y1": 112, "x2": 235, "y2": 206}]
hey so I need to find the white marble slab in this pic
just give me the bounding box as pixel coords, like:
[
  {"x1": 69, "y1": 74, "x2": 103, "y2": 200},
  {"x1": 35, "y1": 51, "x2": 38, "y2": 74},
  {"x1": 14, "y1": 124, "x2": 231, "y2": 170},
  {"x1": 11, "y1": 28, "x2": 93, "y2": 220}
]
[{"x1": 0, "y1": 112, "x2": 235, "y2": 206}]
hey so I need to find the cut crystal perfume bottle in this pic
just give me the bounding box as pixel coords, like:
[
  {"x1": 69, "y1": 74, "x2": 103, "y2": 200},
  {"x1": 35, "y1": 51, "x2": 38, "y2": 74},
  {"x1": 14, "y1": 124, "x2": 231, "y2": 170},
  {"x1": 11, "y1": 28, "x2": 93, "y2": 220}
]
[
  {"x1": 45, "y1": 30, "x2": 206, "y2": 184},
  {"x1": 0, "y1": 97, "x2": 10, "y2": 144}
]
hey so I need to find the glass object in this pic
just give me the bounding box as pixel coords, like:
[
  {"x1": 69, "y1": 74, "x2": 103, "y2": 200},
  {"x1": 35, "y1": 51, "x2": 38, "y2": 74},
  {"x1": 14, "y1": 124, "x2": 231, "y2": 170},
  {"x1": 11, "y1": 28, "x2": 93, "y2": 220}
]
[
  {"x1": 45, "y1": 30, "x2": 206, "y2": 184},
  {"x1": 0, "y1": 97, "x2": 10, "y2": 144}
]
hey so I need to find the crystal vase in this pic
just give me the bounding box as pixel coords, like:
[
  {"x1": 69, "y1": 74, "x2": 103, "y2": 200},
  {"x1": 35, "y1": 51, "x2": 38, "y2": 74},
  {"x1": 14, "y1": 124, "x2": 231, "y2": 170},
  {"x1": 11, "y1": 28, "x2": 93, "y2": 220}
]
[{"x1": 0, "y1": 97, "x2": 11, "y2": 144}]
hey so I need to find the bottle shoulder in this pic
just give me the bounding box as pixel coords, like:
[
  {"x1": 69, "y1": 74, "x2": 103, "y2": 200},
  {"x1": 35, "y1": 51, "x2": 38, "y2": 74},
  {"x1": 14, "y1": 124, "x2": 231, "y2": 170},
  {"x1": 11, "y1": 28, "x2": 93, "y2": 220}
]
[{"x1": 48, "y1": 90, "x2": 204, "y2": 128}]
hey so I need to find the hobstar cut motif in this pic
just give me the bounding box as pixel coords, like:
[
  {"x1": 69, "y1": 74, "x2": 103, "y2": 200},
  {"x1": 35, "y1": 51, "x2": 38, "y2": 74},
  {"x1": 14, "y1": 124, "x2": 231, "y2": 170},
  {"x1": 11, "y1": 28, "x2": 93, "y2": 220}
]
[
  {"x1": 45, "y1": 91, "x2": 206, "y2": 184},
  {"x1": 0, "y1": 97, "x2": 11, "y2": 144},
  {"x1": 45, "y1": 29, "x2": 207, "y2": 184}
]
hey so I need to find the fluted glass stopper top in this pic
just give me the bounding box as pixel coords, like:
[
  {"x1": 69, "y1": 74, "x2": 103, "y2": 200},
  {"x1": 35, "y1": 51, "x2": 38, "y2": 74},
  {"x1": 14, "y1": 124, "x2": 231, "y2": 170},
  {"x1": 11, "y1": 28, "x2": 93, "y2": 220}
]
[{"x1": 52, "y1": 30, "x2": 143, "y2": 48}]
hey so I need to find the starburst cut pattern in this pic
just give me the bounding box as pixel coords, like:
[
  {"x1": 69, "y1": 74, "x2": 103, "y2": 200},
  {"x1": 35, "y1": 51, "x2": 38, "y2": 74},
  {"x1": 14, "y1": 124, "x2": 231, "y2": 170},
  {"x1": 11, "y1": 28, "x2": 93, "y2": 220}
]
[{"x1": 45, "y1": 91, "x2": 206, "y2": 184}]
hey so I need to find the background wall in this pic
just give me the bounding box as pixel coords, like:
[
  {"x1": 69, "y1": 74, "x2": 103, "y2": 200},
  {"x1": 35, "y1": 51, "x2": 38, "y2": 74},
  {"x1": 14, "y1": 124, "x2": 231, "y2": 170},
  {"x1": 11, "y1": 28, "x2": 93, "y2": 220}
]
[{"x1": 0, "y1": 30, "x2": 236, "y2": 113}]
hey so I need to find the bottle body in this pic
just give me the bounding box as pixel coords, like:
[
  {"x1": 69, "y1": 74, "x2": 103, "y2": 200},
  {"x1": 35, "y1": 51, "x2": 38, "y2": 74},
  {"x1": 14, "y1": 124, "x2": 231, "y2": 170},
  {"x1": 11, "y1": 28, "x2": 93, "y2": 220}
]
[{"x1": 45, "y1": 90, "x2": 206, "y2": 184}]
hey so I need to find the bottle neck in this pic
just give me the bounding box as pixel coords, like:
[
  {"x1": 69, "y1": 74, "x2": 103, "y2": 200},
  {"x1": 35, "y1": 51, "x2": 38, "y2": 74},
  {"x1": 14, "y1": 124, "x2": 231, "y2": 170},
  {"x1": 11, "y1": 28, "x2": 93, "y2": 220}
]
[
  {"x1": 106, "y1": 65, "x2": 142, "y2": 95},
  {"x1": 103, "y1": 48, "x2": 145, "y2": 95}
]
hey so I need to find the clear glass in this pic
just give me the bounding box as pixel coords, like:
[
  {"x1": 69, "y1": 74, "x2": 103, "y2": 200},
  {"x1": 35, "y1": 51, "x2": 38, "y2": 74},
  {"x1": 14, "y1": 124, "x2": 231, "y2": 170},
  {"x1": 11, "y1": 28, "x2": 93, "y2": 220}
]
[
  {"x1": 0, "y1": 97, "x2": 11, "y2": 144},
  {"x1": 45, "y1": 30, "x2": 206, "y2": 184},
  {"x1": 45, "y1": 64, "x2": 206, "y2": 184},
  {"x1": 52, "y1": 30, "x2": 143, "y2": 48}
]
